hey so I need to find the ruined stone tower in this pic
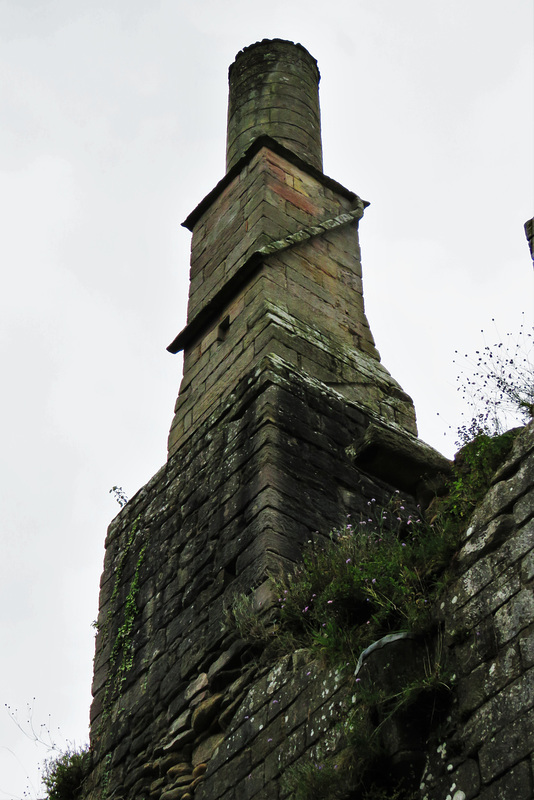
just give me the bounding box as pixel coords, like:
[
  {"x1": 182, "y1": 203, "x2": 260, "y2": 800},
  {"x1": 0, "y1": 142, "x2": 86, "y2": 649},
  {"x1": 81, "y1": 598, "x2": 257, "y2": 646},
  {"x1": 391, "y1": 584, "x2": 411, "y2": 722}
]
[{"x1": 82, "y1": 41, "x2": 459, "y2": 799}]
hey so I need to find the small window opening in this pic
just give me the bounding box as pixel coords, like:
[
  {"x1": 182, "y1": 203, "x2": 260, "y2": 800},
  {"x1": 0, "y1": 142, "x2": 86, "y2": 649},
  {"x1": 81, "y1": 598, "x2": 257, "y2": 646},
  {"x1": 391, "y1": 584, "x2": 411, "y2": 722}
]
[{"x1": 217, "y1": 315, "x2": 230, "y2": 342}]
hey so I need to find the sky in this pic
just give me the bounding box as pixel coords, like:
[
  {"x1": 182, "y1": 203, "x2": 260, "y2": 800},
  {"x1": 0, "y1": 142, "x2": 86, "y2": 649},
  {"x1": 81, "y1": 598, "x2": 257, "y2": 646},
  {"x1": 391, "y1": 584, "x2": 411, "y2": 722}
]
[{"x1": 0, "y1": 0, "x2": 532, "y2": 796}]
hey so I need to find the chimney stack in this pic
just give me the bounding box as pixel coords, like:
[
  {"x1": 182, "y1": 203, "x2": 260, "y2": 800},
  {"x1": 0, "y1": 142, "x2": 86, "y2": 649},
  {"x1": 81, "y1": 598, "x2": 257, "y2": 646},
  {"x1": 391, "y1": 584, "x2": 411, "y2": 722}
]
[{"x1": 226, "y1": 39, "x2": 323, "y2": 172}]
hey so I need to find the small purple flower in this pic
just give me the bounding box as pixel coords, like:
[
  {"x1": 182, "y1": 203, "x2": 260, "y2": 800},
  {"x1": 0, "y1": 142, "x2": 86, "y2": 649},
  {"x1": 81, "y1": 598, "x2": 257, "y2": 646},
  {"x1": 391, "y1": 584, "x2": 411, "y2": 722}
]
[
  {"x1": 327, "y1": 600, "x2": 333, "y2": 604},
  {"x1": 346, "y1": 558, "x2": 351, "y2": 563},
  {"x1": 272, "y1": 699, "x2": 279, "y2": 704},
  {"x1": 268, "y1": 738, "x2": 272, "y2": 742},
  {"x1": 402, "y1": 542, "x2": 406, "y2": 546},
  {"x1": 372, "y1": 578, "x2": 376, "y2": 584},
  {"x1": 303, "y1": 606, "x2": 309, "y2": 613}
]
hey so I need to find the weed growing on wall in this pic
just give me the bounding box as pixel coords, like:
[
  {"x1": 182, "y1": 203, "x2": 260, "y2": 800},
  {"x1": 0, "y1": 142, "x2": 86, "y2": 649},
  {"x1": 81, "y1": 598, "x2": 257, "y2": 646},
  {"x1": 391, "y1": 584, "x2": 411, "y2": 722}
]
[
  {"x1": 283, "y1": 758, "x2": 351, "y2": 800},
  {"x1": 109, "y1": 485, "x2": 129, "y2": 507},
  {"x1": 99, "y1": 516, "x2": 147, "y2": 716},
  {"x1": 454, "y1": 314, "x2": 534, "y2": 442},
  {"x1": 437, "y1": 428, "x2": 518, "y2": 530}
]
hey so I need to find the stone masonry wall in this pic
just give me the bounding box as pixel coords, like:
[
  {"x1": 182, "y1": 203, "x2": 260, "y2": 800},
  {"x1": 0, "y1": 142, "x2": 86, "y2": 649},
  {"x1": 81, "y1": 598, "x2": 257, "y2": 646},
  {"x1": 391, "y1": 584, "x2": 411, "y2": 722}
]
[
  {"x1": 185, "y1": 147, "x2": 353, "y2": 322},
  {"x1": 84, "y1": 355, "x2": 418, "y2": 800},
  {"x1": 168, "y1": 143, "x2": 415, "y2": 458}
]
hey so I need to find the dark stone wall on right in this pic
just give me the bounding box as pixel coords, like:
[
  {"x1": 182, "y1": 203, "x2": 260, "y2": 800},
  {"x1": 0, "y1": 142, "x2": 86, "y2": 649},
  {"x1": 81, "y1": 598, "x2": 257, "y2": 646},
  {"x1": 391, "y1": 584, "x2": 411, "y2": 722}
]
[
  {"x1": 423, "y1": 421, "x2": 534, "y2": 800},
  {"x1": 525, "y1": 218, "x2": 534, "y2": 264}
]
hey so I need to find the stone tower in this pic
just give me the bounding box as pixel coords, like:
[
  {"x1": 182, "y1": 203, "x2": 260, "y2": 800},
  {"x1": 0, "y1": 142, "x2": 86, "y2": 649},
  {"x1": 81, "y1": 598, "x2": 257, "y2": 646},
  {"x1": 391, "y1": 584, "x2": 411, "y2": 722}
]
[{"x1": 83, "y1": 40, "x2": 448, "y2": 799}]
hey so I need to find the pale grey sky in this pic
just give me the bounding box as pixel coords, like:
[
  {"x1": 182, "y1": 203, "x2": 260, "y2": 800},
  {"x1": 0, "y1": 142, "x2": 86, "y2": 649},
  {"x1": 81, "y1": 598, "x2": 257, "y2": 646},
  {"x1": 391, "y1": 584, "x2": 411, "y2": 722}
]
[{"x1": 0, "y1": 1, "x2": 532, "y2": 796}]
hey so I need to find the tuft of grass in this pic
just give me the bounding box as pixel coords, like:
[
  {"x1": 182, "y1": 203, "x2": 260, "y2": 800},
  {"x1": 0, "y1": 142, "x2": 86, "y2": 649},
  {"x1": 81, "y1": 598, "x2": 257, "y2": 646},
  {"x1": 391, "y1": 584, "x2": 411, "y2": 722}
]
[{"x1": 283, "y1": 758, "x2": 352, "y2": 800}]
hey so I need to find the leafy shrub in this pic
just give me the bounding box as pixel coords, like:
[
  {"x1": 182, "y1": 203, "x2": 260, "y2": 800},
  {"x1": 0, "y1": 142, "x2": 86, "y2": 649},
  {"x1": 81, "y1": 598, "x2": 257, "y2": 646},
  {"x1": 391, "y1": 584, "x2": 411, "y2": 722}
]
[
  {"x1": 435, "y1": 428, "x2": 518, "y2": 532},
  {"x1": 42, "y1": 746, "x2": 90, "y2": 800}
]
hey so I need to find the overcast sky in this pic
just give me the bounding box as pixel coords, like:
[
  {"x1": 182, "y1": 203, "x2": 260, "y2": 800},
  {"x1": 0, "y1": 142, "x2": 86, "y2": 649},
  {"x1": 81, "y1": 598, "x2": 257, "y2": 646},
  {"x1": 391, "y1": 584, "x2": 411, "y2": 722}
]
[{"x1": 0, "y1": 1, "x2": 532, "y2": 796}]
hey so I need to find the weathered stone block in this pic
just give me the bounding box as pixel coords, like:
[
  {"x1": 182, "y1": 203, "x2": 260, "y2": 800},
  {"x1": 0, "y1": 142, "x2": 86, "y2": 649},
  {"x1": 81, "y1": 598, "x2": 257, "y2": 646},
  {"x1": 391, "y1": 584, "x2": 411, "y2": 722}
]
[
  {"x1": 490, "y1": 518, "x2": 534, "y2": 575},
  {"x1": 519, "y1": 624, "x2": 534, "y2": 669},
  {"x1": 480, "y1": 711, "x2": 534, "y2": 784},
  {"x1": 478, "y1": 759, "x2": 533, "y2": 799},
  {"x1": 494, "y1": 588, "x2": 534, "y2": 645},
  {"x1": 462, "y1": 667, "x2": 534, "y2": 752},
  {"x1": 457, "y1": 643, "x2": 521, "y2": 716},
  {"x1": 458, "y1": 514, "x2": 516, "y2": 569},
  {"x1": 514, "y1": 486, "x2": 534, "y2": 525}
]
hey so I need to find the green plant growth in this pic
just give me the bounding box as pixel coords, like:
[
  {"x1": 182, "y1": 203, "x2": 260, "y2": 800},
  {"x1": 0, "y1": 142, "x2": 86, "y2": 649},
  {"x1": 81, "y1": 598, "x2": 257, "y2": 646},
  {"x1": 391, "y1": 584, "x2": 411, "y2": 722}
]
[
  {"x1": 109, "y1": 538, "x2": 147, "y2": 689},
  {"x1": 232, "y1": 422, "x2": 520, "y2": 669},
  {"x1": 435, "y1": 428, "x2": 518, "y2": 533},
  {"x1": 42, "y1": 746, "x2": 90, "y2": 800},
  {"x1": 232, "y1": 494, "x2": 459, "y2": 666},
  {"x1": 100, "y1": 517, "x2": 147, "y2": 714}
]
